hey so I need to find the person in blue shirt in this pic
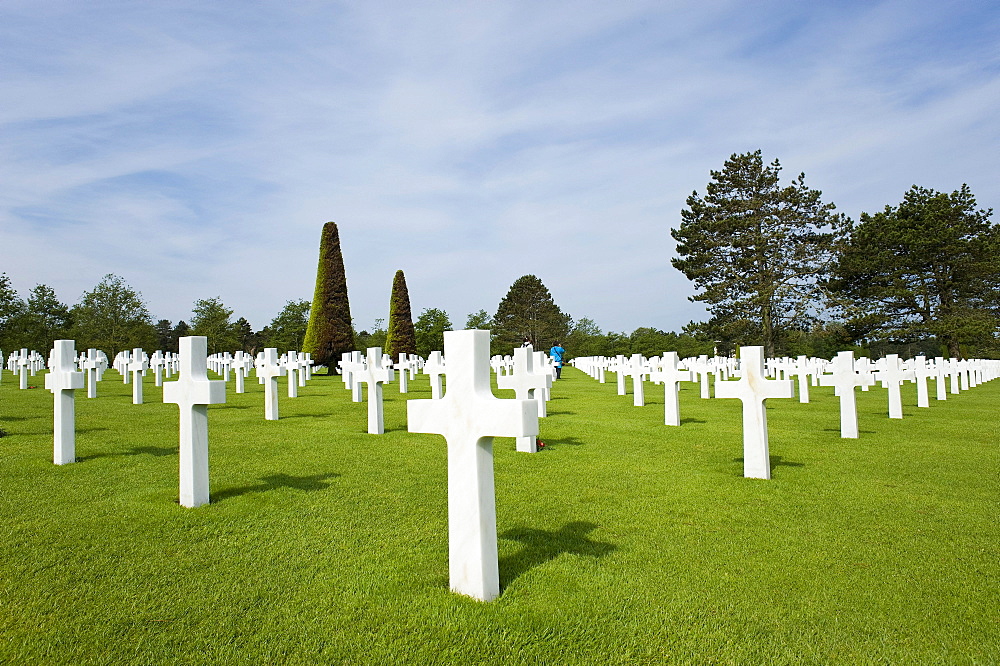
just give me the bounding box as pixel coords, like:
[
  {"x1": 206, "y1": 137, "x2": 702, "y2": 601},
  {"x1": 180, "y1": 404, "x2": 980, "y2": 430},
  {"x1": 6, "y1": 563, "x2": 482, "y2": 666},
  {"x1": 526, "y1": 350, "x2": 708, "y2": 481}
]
[{"x1": 549, "y1": 342, "x2": 565, "y2": 379}]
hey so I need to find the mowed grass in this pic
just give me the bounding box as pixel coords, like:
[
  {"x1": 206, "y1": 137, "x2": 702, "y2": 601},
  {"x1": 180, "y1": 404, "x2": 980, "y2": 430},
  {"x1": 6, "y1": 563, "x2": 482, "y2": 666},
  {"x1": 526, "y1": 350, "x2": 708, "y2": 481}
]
[{"x1": 0, "y1": 364, "x2": 997, "y2": 664}]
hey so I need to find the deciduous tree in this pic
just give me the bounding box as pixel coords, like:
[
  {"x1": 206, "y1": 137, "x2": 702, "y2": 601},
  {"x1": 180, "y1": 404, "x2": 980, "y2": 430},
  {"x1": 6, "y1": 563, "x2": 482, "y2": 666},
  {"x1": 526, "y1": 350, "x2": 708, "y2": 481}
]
[
  {"x1": 0, "y1": 273, "x2": 25, "y2": 349},
  {"x1": 191, "y1": 297, "x2": 237, "y2": 354},
  {"x1": 465, "y1": 309, "x2": 491, "y2": 329},
  {"x1": 20, "y1": 284, "x2": 72, "y2": 352},
  {"x1": 265, "y1": 300, "x2": 310, "y2": 354},
  {"x1": 414, "y1": 307, "x2": 452, "y2": 357},
  {"x1": 71, "y1": 274, "x2": 156, "y2": 356}
]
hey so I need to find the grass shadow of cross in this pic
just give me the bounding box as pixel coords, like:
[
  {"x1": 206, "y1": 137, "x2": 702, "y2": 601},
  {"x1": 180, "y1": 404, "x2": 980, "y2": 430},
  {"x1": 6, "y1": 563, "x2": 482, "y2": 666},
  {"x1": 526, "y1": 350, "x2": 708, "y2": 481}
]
[
  {"x1": 79, "y1": 445, "x2": 174, "y2": 461},
  {"x1": 733, "y1": 455, "x2": 805, "y2": 468},
  {"x1": 498, "y1": 521, "x2": 616, "y2": 591},
  {"x1": 213, "y1": 472, "x2": 340, "y2": 502}
]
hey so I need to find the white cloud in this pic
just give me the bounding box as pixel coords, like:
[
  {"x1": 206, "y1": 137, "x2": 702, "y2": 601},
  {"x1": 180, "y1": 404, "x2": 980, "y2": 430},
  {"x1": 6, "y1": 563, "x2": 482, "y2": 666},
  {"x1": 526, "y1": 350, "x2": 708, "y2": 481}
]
[{"x1": 0, "y1": 0, "x2": 996, "y2": 336}]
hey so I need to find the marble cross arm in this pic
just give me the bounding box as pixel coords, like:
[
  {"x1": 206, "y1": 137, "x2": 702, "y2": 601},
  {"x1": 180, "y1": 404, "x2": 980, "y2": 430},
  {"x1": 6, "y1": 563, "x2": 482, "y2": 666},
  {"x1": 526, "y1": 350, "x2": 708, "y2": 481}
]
[
  {"x1": 45, "y1": 340, "x2": 85, "y2": 392},
  {"x1": 408, "y1": 396, "x2": 538, "y2": 440}
]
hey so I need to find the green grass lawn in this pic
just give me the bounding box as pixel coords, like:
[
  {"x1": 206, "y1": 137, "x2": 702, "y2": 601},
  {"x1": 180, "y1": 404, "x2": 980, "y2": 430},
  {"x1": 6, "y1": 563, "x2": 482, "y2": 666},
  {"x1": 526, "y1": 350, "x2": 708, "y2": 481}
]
[{"x1": 0, "y1": 365, "x2": 997, "y2": 664}]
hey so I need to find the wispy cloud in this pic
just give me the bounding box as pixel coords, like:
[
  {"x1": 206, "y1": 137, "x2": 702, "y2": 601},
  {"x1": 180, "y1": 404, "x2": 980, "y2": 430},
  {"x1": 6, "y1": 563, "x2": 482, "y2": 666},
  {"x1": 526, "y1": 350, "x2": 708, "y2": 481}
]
[{"x1": 1, "y1": 0, "x2": 996, "y2": 335}]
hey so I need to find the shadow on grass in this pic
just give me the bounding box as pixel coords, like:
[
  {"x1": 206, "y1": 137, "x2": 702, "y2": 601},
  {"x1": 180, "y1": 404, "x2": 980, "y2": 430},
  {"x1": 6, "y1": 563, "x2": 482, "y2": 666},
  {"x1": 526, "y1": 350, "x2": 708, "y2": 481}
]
[
  {"x1": 822, "y1": 428, "x2": 875, "y2": 435},
  {"x1": 680, "y1": 417, "x2": 706, "y2": 425},
  {"x1": 733, "y1": 455, "x2": 805, "y2": 468},
  {"x1": 280, "y1": 412, "x2": 333, "y2": 420},
  {"x1": 132, "y1": 446, "x2": 177, "y2": 457},
  {"x1": 213, "y1": 472, "x2": 340, "y2": 502},
  {"x1": 540, "y1": 435, "x2": 586, "y2": 449},
  {"x1": 79, "y1": 445, "x2": 176, "y2": 461},
  {"x1": 499, "y1": 521, "x2": 615, "y2": 592},
  {"x1": 545, "y1": 409, "x2": 577, "y2": 416}
]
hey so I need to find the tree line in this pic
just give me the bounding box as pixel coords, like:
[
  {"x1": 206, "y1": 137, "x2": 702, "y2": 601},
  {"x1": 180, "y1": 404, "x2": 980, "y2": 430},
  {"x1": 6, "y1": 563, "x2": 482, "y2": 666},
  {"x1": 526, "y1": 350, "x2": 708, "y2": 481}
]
[
  {"x1": 4, "y1": 158, "x2": 996, "y2": 365},
  {"x1": 672, "y1": 150, "x2": 1000, "y2": 360},
  {"x1": 0, "y1": 273, "x2": 311, "y2": 358}
]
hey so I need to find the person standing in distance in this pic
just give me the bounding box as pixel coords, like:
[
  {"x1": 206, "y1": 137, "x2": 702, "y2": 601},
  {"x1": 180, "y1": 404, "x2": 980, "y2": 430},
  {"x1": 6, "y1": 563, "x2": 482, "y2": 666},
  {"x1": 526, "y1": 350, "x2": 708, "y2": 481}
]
[{"x1": 549, "y1": 341, "x2": 565, "y2": 379}]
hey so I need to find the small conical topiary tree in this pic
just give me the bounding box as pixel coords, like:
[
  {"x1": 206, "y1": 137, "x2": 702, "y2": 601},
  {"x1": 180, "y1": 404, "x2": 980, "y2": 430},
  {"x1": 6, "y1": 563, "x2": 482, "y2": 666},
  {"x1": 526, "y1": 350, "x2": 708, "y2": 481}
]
[
  {"x1": 385, "y1": 269, "x2": 417, "y2": 358},
  {"x1": 303, "y1": 221, "x2": 355, "y2": 372}
]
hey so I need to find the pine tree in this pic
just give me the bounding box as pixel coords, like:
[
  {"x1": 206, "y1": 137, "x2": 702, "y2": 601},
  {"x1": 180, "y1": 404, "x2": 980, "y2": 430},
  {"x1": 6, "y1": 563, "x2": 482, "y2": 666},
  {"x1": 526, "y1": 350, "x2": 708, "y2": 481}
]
[
  {"x1": 303, "y1": 221, "x2": 355, "y2": 372},
  {"x1": 385, "y1": 270, "x2": 417, "y2": 358},
  {"x1": 170, "y1": 321, "x2": 191, "y2": 353},
  {"x1": 671, "y1": 150, "x2": 843, "y2": 357},
  {"x1": 492, "y1": 275, "x2": 570, "y2": 355},
  {"x1": 829, "y1": 184, "x2": 999, "y2": 358},
  {"x1": 154, "y1": 320, "x2": 174, "y2": 351}
]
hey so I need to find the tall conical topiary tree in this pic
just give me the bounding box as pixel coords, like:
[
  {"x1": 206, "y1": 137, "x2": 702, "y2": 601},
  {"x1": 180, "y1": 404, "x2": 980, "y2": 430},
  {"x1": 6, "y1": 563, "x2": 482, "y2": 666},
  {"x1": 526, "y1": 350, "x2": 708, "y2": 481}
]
[
  {"x1": 303, "y1": 221, "x2": 355, "y2": 372},
  {"x1": 385, "y1": 269, "x2": 417, "y2": 358}
]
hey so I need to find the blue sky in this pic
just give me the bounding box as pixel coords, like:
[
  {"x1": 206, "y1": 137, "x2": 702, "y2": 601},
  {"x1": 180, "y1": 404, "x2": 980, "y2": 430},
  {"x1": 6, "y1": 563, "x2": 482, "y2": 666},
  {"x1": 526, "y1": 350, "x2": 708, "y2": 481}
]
[{"x1": 2, "y1": 0, "x2": 997, "y2": 335}]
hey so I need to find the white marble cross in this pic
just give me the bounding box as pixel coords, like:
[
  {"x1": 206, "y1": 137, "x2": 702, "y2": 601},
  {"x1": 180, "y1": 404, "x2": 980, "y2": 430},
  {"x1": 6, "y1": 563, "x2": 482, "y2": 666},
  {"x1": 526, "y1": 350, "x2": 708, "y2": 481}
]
[
  {"x1": 818, "y1": 351, "x2": 865, "y2": 439},
  {"x1": 256, "y1": 348, "x2": 286, "y2": 420},
  {"x1": 82, "y1": 348, "x2": 102, "y2": 398},
  {"x1": 162, "y1": 336, "x2": 226, "y2": 508},
  {"x1": 150, "y1": 350, "x2": 167, "y2": 387},
  {"x1": 302, "y1": 352, "x2": 314, "y2": 381},
  {"x1": 357, "y1": 347, "x2": 394, "y2": 434},
  {"x1": 694, "y1": 355, "x2": 713, "y2": 399},
  {"x1": 339, "y1": 351, "x2": 364, "y2": 402},
  {"x1": 947, "y1": 357, "x2": 961, "y2": 395},
  {"x1": 623, "y1": 354, "x2": 647, "y2": 407},
  {"x1": 855, "y1": 356, "x2": 873, "y2": 391},
  {"x1": 424, "y1": 351, "x2": 446, "y2": 399},
  {"x1": 16, "y1": 349, "x2": 30, "y2": 390},
  {"x1": 875, "y1": 354, "x2": 914, "y2": 419},
  {"x1": 649, "y1": 352, "x2": 693, "y2": 426},
  {"x1": 128, "y1": 347, "x2": 148, "y2": 404},
  {"x1": 497, "y1": 345, "x2": 551, "y2": 452},
  {"x1": 115, "y1": 350, "x2": 131, "y2": 385},
  {"x1": 296, "y1": 352, "x2": 308, "y2": 387},
  {"x1": 793, "y1": 355, "x2": 812, "y2": 403},
  {"x1": 714, "y1": 346, "x2": 794, "y2": 479},
  {"x1": 231, "y1": 351, "x2": 250, "y2": 393},
  {"x1": 395, "y1": 354, "x2": 410, "y2": 393},
  {"x1": 408, "y1": 330, "x2": 538, "y2": 601},
  {"x1": 284, "y1": 351, "x2": 299, "y2": 398},
  {"x1": 44, "y1": 340, "x2": 85, "y2": 465},
  {"x1": 613, "y1": 354, "x2": 627, "y2": 395},
  {"x1": 911, "y1": 355, "x2": 934, "y2": 408},
  {"x1": 932, "y1": 357, "x2": 947, "y2": 401}
]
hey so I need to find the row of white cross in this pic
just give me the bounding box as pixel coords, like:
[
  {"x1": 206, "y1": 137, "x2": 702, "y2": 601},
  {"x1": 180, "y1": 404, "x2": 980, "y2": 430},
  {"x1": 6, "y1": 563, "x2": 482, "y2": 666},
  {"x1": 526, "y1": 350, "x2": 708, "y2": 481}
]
[
  {"x1": 4, "y1": 349, "x2": 46, "y2": 389},
  {"x1": 335, "y1": 346, "x2": 557, "y2": 452},
  {"x1": 31, "y1": 332, "x2": 541, "y2": 603},
  {"x1": 572, "y1": 350, "x2": 1000, "y2": 480},
  {"x1": 36, "y1": 336, "x2": 996, "y2": 605}
]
